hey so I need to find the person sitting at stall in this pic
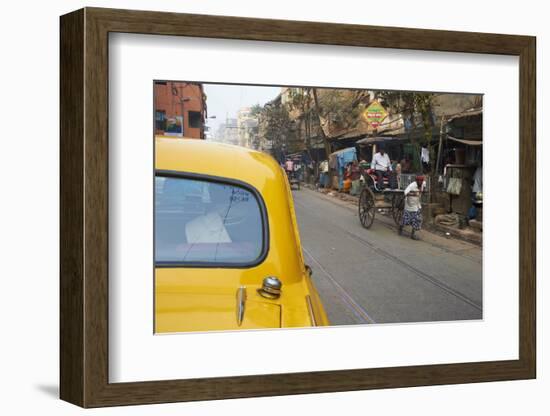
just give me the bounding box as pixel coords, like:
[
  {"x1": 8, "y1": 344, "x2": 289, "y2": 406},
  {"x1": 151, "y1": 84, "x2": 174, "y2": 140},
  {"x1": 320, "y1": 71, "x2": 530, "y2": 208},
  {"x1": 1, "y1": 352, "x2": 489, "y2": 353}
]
[
  {"x1": 371, "y1": 144, "x2": 392, "y2": 190},
  {"x1": 342, "y1": 162, "x2": 353, "y2": 193},
  {"x1": 395, "y1": 160, "x2": 402, "y2": 190},
  {"x1": 318, "y1": 159, "x2": 329, "y2": 188},
  {"x1": 399, "y1": 175, "x2": 426, "y2": 240},
  {"x1": 350, "y1": 160, "x2": 362, "y2": 195},
  {"x1": 399, "y1": 154, "x2": 412, "y2": 173}
]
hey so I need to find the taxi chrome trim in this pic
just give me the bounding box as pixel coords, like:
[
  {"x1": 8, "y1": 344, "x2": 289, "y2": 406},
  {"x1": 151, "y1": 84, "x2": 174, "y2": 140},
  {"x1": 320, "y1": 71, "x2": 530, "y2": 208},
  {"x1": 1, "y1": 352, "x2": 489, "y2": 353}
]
[
  {"x1": 236, "y1": 286, "x2": 247, "y2": 326},
  {"x1": 257, "y1": 276, "x2": 282, "y2": 299},
  {"x1": 305, "y1": 295, "x2": 317, "y2": 326}
]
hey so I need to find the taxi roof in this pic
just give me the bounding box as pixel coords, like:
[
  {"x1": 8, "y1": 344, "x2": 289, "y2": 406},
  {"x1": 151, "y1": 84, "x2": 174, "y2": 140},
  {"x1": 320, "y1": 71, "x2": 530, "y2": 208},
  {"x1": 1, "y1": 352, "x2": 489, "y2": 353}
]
[{"x1": 155, "y1": 137, "x2": 284, "y2": 192}]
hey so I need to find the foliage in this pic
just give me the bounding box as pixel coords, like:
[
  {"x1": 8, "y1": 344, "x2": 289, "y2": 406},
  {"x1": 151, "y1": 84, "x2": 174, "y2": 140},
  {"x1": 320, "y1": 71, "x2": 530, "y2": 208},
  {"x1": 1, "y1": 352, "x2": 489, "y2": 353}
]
[
  {"x1": 261, "y1": 101, "x2": 298, "y2": 157},
  {"x1": 377, "y1": 91, "x2": 435, "y2": 143},
  {"x1": 283, "y1": 88, "x2": 370, "y2": 157},
  {"x1": 286, "y1": 88, "x2": 313, "y2": 116},
  {"x1": 285, "y1": 88, "x2": 317, "y2": 155},
  {"x1": 377, "y1": 91, "x2": 436, "y2": 173},
  {"x1": 315, "y1": 89, "x2": 369, "y2": 130},
  {"x1": 250, "y1": 103, "x2": 263, "y2": 116}
]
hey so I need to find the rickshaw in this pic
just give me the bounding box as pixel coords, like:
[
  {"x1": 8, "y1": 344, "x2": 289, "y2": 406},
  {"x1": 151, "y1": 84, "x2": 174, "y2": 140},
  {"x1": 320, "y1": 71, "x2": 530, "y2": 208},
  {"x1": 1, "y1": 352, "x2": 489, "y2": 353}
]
[
  {"x1": 284, "y1": 153, "x2": 303, "y2": 190},
  {"x1": 358, "y1": 168, "x2": 405, "y2": 229},
  {"x1": 287, "y1": 169, "x2": 301, "y2": 190}
]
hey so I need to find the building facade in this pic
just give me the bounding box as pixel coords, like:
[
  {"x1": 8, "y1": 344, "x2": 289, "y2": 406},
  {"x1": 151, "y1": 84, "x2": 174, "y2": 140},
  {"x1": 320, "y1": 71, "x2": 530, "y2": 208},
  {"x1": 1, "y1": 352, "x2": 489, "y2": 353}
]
[
  {"x1": 237, "y1": 107, "x2": 259, "y2": 149},
  {"x1": 154, "y1": 81, "x2": 207, "y2": 139},
  {"x1": 215, "y1": 118, "x2": 239, "y2": 145}
]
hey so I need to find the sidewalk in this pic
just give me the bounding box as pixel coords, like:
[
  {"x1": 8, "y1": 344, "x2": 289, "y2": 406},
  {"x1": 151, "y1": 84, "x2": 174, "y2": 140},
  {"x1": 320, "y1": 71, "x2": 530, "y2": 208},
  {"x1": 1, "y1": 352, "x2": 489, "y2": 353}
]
[{"x1": 301, "y1": 184, "x2": 482, "y2": 247}]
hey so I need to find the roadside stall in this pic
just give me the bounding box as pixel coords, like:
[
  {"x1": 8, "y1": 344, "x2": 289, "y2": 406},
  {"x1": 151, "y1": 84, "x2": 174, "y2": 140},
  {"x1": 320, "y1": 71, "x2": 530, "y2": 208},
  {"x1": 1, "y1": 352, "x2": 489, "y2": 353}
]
[
  {"x1": 433, "y1": 108, "x2": 483, "y2": 228},
  {"x1": 328, "y1": 147, "x2": 357, "y2": 191}
]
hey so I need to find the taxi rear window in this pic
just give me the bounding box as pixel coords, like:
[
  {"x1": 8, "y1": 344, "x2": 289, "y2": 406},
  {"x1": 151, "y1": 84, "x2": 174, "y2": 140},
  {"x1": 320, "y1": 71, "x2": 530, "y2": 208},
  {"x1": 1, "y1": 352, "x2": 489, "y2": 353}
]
[{"x1": 155, "y1": 174, "x2": 267, "y2": 266}]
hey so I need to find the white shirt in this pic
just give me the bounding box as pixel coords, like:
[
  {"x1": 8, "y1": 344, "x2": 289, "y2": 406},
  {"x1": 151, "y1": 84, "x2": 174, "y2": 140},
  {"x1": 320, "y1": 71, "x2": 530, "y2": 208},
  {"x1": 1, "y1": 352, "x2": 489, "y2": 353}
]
[
  {"x1": 472, "y1": 166, "x2": 482, "y2": 193},
  {"x1": 371, "y1": 152, "x2": 392, "y2": 171},
  {"x1": 403, "y1": 181, "x2": 425, "y2": 212},
  {"x1": 421, "y1": 147, "x2": 430, "y2": 163}
]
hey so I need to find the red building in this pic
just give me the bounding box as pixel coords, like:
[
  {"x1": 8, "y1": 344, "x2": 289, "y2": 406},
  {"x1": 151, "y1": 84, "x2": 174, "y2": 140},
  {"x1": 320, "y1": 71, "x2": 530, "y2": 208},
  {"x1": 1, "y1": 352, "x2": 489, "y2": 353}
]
[{"x1": 154, "y1": 81, "x2": 207, "y2": 139}]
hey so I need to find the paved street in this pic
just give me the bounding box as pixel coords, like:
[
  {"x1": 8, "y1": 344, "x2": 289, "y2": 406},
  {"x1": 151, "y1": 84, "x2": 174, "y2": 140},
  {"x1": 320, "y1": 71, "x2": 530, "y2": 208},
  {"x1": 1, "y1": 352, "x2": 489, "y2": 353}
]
[{"x1": 293, "y1": 188, "x2": 483, "y2": 326}]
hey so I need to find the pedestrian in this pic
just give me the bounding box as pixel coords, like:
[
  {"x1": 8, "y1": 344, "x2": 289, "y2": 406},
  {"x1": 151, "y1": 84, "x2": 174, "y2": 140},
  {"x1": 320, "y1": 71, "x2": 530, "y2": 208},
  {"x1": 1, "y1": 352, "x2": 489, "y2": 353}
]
[
  {"x1": 284, "y1": 158, "x2": 294, "y2": 178},
  {"x1": 293, "y1": 161, "x2": 302, "y2": 182},
  {"x1": 370, "y1": 144, "x2": 392, "y2": 190},
  {"x1": 318, "y1": 159, "x2": 329, "y2": 188},
  {"x1": 399, "y1": 175, "x2": 426, "y2": 240}
]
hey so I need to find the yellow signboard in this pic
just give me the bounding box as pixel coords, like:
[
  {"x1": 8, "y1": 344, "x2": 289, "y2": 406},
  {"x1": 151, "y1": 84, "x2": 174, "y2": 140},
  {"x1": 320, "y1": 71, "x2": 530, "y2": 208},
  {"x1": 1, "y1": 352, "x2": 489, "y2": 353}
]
[{"x1": 363, "y1": 100, "x2": 388, "y2": 128}]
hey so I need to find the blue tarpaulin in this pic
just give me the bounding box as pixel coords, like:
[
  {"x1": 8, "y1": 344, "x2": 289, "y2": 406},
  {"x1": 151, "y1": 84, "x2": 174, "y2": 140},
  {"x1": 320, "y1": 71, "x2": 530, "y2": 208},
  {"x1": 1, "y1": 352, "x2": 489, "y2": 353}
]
[{"x1": 330, "y1": 147, "x2": 357, "y2": 189}]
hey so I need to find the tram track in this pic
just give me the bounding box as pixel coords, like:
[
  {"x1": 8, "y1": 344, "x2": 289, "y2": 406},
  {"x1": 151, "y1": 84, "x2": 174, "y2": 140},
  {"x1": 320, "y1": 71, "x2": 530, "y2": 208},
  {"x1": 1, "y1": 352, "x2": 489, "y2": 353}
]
[
  {"x1": 302, "y1": 246, "x2": 376, "y2": 325},
  {"x1": 341, "y1": 229, "x2": 482, "y2": 311},
  {"x1": 306, "y1": 188, "x2": 483, "y2": 265},
  {"x1": 374, "y1": 216, "x2": 483, "y2": 265},
  {"x1": 294, "y1": 194, "x2": 482, "y2": 319}
]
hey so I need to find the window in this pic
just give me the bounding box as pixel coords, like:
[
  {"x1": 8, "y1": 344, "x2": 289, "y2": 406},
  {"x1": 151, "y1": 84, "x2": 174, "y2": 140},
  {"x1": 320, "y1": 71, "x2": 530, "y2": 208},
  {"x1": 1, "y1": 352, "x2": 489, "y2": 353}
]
[
  {"x1": 155, "y1": 110, "x2": 166, "y2": 131},
  {"x1": 188, "y1": 111, "x2": 202, "y2": 129},
  {"x1": 155, "y1": 175, "x2": 266, "y2": 265}
]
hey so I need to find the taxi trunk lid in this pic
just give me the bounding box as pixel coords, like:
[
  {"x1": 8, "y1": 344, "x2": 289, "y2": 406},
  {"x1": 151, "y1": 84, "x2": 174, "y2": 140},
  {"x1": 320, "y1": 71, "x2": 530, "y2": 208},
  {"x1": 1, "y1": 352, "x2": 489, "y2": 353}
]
[{"x1": 155, "y1": 286, "x2": 281, "y2": 333}]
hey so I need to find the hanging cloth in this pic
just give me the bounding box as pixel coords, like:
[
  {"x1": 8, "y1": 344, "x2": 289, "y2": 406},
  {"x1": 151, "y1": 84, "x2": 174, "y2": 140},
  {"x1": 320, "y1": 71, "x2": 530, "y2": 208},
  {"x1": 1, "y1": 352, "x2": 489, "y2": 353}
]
[
  {"x1": 446, "y1": 168, "x2": 462, "y2": 195},
  {"x1": 421, "y1": 147, "x2": 430, "y2": 163}
]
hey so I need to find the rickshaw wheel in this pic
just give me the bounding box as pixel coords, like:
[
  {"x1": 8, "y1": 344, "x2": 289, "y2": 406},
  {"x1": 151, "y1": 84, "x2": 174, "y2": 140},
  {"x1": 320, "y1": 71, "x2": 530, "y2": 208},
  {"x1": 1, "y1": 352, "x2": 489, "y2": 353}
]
[
  {"x1": 392, "y1": 194, "x2": 405, "y2": 226},
  {"x1": 359, "y1": 187, "x2": 376, "y2": 229},
  {"x1": 364, "y1": 174, "x2": 376, "y2": 192}
]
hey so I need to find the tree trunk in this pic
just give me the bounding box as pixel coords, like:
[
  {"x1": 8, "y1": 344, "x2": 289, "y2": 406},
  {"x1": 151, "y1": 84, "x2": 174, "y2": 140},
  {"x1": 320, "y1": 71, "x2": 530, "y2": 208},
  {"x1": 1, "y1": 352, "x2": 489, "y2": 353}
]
[{"x1": 312, "y1": 88, "x2": 332, "y2": 158}]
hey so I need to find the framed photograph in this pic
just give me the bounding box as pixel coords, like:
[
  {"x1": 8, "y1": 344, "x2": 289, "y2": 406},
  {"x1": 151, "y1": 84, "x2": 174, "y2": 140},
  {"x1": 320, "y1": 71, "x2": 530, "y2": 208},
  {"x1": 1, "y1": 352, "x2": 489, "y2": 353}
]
[{"x1": 60, "y1": 7, "x2": 536, "y2": 408}]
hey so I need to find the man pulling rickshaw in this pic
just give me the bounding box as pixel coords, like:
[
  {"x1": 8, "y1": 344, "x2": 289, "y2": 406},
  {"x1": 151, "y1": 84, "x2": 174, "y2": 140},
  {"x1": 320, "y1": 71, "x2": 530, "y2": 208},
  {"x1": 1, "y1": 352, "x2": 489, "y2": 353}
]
[{"x1": 399, "y1": 175, "x2": 426, "y2": 240}]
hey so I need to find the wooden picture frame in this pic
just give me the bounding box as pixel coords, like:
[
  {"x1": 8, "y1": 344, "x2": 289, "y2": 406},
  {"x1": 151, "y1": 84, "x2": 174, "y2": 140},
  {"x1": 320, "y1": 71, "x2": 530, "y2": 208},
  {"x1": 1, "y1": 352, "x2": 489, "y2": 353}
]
[{"x1": 60, "y1": 7, "x2": 536, "y2": 408}]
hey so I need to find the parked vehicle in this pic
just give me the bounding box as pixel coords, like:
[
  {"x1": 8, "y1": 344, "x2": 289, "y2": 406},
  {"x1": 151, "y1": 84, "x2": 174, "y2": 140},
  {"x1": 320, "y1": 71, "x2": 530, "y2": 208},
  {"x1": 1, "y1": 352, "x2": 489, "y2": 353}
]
[
  {"x1": 155, "y1": 137, "x2": 329, "y2": 332},
  {"x1": 286, "y1": 169, "x2": 301, "y2": 190}
]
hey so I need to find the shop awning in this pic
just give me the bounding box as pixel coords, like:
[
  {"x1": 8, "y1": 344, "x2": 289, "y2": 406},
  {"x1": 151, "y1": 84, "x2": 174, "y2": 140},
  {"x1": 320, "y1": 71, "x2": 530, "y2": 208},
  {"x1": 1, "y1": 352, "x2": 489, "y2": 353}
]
[
  {"x1": 330, "y1": 146, "x2": 357, "y2": 157},
  {"x1": 356, "y1": 136, "x2": 401, "y2": 145},
  {"x1": 446, "y1": 108, "x2": 483, "y2": 122},
  {"x1": 447, "y1": 135, "x2": 482, "y2": 146}
]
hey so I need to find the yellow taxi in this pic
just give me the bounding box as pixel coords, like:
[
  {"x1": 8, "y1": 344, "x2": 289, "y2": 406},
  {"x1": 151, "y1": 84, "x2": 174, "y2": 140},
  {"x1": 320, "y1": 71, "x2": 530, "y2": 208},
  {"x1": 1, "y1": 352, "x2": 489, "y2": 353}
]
[{"x1": 155, "y1": 137, "x2": 329, "y2": 333}]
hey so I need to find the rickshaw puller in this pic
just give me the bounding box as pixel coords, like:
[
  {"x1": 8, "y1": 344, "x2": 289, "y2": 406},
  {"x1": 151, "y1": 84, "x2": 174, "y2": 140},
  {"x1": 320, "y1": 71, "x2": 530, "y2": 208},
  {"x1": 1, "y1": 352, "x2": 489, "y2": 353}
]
[{"x1": 399, "y1": 175, "x2": 426, "y2": 240}]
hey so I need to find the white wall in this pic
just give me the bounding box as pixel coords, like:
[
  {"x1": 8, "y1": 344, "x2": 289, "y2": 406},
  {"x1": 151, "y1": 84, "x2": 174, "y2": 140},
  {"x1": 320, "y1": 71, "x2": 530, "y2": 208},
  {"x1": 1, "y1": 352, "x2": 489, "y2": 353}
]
[{"x1": 0, "y1": 0, "x2": 546, "y2": 414}]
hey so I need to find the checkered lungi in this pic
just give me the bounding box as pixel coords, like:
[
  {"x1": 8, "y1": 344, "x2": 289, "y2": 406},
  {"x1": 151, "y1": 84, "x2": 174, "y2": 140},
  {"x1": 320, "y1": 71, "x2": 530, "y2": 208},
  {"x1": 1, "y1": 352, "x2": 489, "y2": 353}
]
[{"x1": 401, "y1": 209, "x2": 423, "y2": 231}]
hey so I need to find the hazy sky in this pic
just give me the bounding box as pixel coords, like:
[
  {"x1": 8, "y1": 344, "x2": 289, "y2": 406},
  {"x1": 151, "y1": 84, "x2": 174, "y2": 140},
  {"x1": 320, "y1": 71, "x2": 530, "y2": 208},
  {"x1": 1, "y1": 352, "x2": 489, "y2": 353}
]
[{"x1": 203, "y1": 83, "x2": 281, "y2": 139}]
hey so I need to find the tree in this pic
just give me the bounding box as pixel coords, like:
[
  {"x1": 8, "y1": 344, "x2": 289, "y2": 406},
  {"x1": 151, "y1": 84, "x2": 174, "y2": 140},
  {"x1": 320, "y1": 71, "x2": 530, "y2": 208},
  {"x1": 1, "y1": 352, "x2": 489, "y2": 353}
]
[
  {"x1": 250, "y1": 103, "x2": 263, "y2": 116},
  {"x1": 285, "y1": 88, "x2": 315, "y2": 158},
  {"x1": 378, "y1": 91, "x2": 435, "y2": 173},
  {"x1": 311, "y1": 88, "x2": 332, "y2": 158},
  {"x1": 312, "y1": 88, "x2": 371, "y2": 157},
  {"x1": 260, "y1": 100, "x2": 297, "y2": 160},
  {"x1": 315, "y1": 88, "x2": 367, "y2": 130}
]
